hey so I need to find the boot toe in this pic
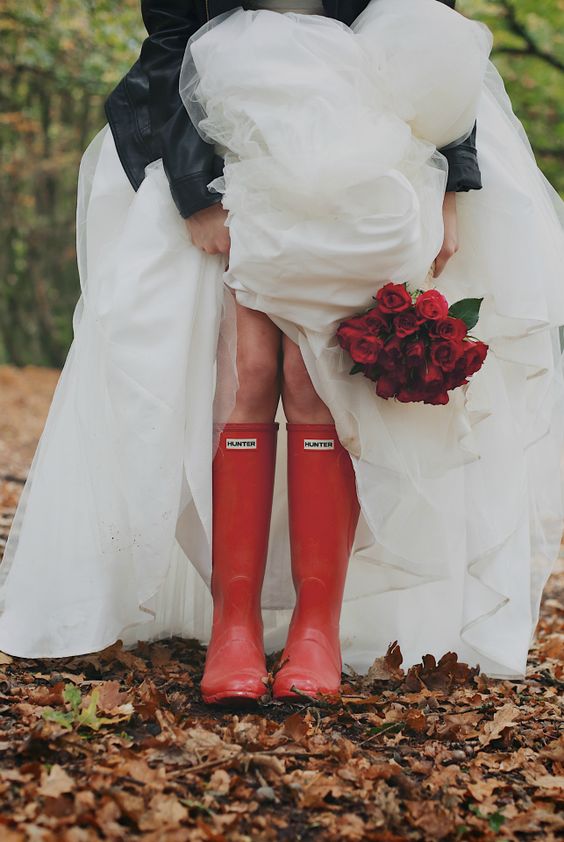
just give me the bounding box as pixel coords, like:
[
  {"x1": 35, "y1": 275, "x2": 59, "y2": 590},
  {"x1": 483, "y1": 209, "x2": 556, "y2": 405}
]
[
  {"x1": 272, "y1": 667, "x2": 341, "y2": 700},
  {"x1": 201, "y1": 631, "x2": 268, "y2": 703},
  {"x1": 201, "y1": 668, "x2": 267, "y2": 704},
  {"x1": 272, "y1": 631, "x2": 342, "y2": 700}
]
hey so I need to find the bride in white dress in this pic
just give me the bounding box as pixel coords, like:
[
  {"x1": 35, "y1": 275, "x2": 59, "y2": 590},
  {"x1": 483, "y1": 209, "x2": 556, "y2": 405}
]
[{"x1": 0, "y1": 0, "x2": 563, "y2": 692}]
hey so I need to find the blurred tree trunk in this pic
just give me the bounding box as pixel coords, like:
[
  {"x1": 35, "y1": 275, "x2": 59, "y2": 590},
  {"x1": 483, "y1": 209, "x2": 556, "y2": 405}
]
[{"x1": 0, "y1": 0, "x2": 143, "y2": 366}]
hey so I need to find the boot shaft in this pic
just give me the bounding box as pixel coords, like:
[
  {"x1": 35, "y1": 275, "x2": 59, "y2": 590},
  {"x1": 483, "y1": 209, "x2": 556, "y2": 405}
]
[{"x1": 211, "y1": 421, "x2": 279, "y2": 614}]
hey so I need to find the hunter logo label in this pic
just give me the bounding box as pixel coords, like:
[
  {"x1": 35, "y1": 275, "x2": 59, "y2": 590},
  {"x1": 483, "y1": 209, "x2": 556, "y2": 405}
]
[
  {"x1": 304, "y1": 439, "x2": 335, "y2": 450},
  {"x1": 226, "y1": 438, "x2": 257, "y2": 449}
]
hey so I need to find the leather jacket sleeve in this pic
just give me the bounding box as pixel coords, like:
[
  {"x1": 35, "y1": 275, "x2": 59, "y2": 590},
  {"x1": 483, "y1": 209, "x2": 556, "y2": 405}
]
[
  {"x1": 139, "y1": 0, "x2": 223, "y2": 218},
  {"x1": 439, "y1": 122, "x2": 482, "y2": 192},
  {"x1": 436, "y1": 1, "x2": 482, "y2": 191}
]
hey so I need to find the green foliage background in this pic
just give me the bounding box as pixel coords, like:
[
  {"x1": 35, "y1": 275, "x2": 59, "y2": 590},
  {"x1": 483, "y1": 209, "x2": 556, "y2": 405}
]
[{"x1": 1, "y1": 0, "x2": 563, "y2": 366}]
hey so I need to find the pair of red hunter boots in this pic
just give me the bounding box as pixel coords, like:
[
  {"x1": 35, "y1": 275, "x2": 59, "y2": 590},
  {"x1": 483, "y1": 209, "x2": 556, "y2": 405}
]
[{"x1": 200, "y1": 421, "x2": 361, "y2": 704}]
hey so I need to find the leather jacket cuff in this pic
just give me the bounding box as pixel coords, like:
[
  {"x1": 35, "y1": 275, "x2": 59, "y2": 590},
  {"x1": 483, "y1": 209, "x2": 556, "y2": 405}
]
[
  {"x1": 442, "y1": 147, "x2": 483, "y2": 192},
  {"x1": 169, "y1": 172, "x2": 224, "y2": 219},
  {"x1": 439, "y1": 122, "x2": 483, "y2": 192}
]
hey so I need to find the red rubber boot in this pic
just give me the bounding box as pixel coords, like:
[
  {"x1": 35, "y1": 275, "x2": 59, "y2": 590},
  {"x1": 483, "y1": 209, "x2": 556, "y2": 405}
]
[
  {"x1": 200, "y1": 422, "x2": 278, "y2": 704},
  {"x1": 272, "y1": 423, "x2": 360, "y2": 700}
]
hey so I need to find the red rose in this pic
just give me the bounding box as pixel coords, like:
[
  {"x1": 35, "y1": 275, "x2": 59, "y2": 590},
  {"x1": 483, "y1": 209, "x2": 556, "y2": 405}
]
[
  {"x1": 429, "y1": 316, "x2": 467, "y2": 342},
  {"x1": 424, "y1": 389, "x2": 450, "y2": 405},
  {"x1": 375, "y1": 374, "x2": 398, "y2": 399},
  {"x1": 378, "y1": 335, "x2": 404, "y2": 372},
  {"x1": 396, "y1": 387, "x2": 418, "y2": 402},
  {"x1": 349, "y1": 334, "x2": 384, "y2": 365},
  {"x1": 404, "y1": 384, "x2": 428, "y2": 402},
  {"x1": 337, "y1": 319, "x2": 367, "y2": 351},
  {"x1": 415, "y1": 289, "x2": 449, "y2": 321},
  {"x1": 462, "y1": 341, "x2": 488, "y2": 375},
  {"x1": 375, "y1": 282, "x2": 412, "y2": 314},
  {"x1": 362, "y1": 364, "x2": 380, "y2": 383},
  {"x1": 363, "y1": 306, "x2": 390, "y2": 333},
  {"x1": 449, "y1": 352, "x2": 471, "y2": 384},
  {"x1": 405, "y1": 339, "x2": 426, "y2": 368},
  {"x1": 393, "y1": 309, "x2": 419, "y2": 338},
  {"x1": 420, "y1": 362, "x2": 444, "y2": 390},
  {"x1": 430, "y1": 340, "x2": 464, "y2": 372},
  {"x1": 445, "y1": 370, "x2": 469, "y2": 390}
]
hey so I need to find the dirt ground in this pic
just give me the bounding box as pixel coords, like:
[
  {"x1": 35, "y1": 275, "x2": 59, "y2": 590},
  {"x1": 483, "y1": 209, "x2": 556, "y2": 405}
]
[{"x1": 0, "y1": 364, "x2": 562, "y2": 841}]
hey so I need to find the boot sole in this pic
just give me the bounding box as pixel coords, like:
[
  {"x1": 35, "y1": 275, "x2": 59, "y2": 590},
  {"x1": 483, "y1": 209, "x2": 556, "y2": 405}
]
[
  {"x1": 201, "y1": 689, "x2": 265, "y2": 705},
  {"x1": 272, "y1": 685, "x2": 340, "y2": 701}
]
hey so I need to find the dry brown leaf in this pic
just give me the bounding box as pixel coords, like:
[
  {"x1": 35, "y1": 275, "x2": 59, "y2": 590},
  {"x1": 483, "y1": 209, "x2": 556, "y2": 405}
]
[
  {"x1": 134, "y1": 677, "x2": 167, "y2": 721},
  {"x1": 22, "y1": 682, "x2": 66, "y2": 707},
  {"x1": 533, "y1": 774, "x2": 564, "y2": 791},
  {"x1": 251, "y1": 754, "x2": 286, "y2": 776},
  {"x1": 280, "y1": 711, "x2": 310, "y2": 743},
  {"x1": 0, "y1": 768, "x2": 33, "y2": 783},
  {"x1": 405, "y1": 799, "x2": 456, "y2": 839},
  {"x1": 478, "y1": 702, "x2": 521, "y2": 747},
  {"x1": 38, "y1": 765, "x2": 75, "y2": 798},
  {"x1": 138, "y1": 794, "x2": 188, "y2": 831},
  {"x1": 112, "y1": 790, "x2": 145, "y2": 824},
  {"x1": 506, "y1": 805, "x2": 564, "y2": 834},
  {"x1": 150, "y1": 645, "x2": 172, "y2": 667},
  {"x1": 540, "y1": 736, "x2": 564, "y2": 763},
  {"x1": 94, "y1": 680, "x2": 130, "y2": 713},
  {"x1": 207, "y1": 768, "x2": 231, "y2": 795},
  {"x1": 467, "y1": 777, "x2": 501, "y2": 801},
  {"x1": 365, "y1": 641, "x2": 404, "y2": 683},
  {"x1": 404, "y1": 709, "x2": 427, "y2": 733},
  {"x1": 111, "y1": 756, "x2": 167, "y2": 788},
  {"x1": 404, "y1": 651, "x2": 480, "y2": 692},
  {"x1": 0, "y1": 830, "x2": 25, "y2": 842},
  {"x1": 539, "y1": 633, "x2": 564, "y2": 660},
  {"x1": 337, "y1": 813, "x2": 367, "y2": 840}
]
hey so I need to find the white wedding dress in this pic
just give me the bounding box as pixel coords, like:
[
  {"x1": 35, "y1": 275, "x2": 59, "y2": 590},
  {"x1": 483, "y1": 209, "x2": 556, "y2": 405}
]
[{"x1": 1, "y1": 0, "x2": 564, "y2": 678}]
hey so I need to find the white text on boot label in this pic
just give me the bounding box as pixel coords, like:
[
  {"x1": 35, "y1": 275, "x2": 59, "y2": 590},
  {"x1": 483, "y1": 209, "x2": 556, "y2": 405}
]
[
  {"x1": 226, "y1": 438, "x2": 257, "y2": 449},
  {"x1": 304, "y1": 439, "x2": 335, "y2": 450}
]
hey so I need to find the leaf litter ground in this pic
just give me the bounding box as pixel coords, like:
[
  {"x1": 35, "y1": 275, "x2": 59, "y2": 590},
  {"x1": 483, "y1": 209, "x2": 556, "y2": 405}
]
[{"x1": 0, "y1": 365, "x2": 562, "y2": 841}]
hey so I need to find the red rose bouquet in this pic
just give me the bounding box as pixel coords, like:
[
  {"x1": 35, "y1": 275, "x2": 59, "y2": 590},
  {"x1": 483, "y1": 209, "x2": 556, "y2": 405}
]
[{"x1": 336, "y1": 282, "x2": 488, "y2": 405}]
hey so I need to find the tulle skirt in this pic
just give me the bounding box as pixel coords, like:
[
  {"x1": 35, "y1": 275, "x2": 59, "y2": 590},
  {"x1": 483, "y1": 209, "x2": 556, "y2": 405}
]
[{"x1": 1, "y1": 0, "x2": 564, "y2": 678}]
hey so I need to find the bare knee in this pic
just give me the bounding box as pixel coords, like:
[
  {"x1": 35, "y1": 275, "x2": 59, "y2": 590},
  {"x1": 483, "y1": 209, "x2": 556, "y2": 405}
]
[
  {"x1": 236, "y1": 351, "x2": 280, "y2": 406},
  {"x1": 281, "y1": 336, "x2": 333, "y2": 424},
  {"x1": 229, "y1": 302, "x2": 282, "y2": 422}
]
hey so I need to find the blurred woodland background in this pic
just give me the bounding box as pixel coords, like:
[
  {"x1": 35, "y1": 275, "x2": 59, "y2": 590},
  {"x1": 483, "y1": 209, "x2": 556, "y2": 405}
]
[{"x1": 0, "y1": 0, "x2": 563, "y2": 367}]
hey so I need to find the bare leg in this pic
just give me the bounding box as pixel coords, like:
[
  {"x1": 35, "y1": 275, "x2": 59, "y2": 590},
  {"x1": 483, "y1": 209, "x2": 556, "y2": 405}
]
[
  {"x1": 227, "y1": 294, "x2": 283, "y2": 422},
  {"x1": 281, "y1": 333, "x2": 334, "y2": 423}
]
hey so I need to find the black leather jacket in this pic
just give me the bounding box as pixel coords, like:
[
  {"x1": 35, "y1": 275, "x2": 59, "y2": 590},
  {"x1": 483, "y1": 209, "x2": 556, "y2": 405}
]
[{"x1": 104, "y1": 0, "x2": 482, "y2": 219}]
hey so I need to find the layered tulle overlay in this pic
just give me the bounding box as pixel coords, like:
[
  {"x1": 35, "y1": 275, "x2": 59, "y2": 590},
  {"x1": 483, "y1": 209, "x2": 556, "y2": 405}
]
[{"x1": 1, "y1": 0, "x2": 564, "y2": 677}]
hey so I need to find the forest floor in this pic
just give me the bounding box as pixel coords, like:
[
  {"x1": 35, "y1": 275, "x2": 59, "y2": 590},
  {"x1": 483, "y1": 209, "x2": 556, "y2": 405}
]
[{"x1": 0, "y1": 364, "x2": 562, "y2": 842}]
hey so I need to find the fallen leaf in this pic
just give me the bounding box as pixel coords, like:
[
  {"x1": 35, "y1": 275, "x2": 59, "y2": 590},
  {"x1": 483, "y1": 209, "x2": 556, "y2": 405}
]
[
  {"x1": 138, "y1": 794, "x2": 188, "y2": 831},
  {"x1": 467, "y1": 777, "x2": 501, "y2": 801},
  {"x1": 404, "y1": 709, "x2": 427, "y2": 733},
  {"x1": 478, "y1": 703, "x2": 521, "y2": 747},
  {"x1": 96, "y1": 680, "x2": 131, "y2": 713},
  {"x1": 533, "y1": 774, "x2": 564, "y2": 791},
  {"x1": 207, "y1": 768, "x2": 231, "y2": 795},
  {"x1": 365, "y1": 641, "x2": 404, "y2": 683},
  {"x1": 38, "y1": 764, "x2": 75, "y2": 798},
  {"x1": 281, "y1": 711, "x2": 310, "y2": 744}
]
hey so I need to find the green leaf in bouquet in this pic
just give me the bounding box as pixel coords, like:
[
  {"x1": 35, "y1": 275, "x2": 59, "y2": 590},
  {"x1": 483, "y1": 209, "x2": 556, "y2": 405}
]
[
  {"x1": 349, "y1": 363, "x2": 365, "y2": 375},
  {"x1": 448, "y1": 297, "x2": 484, "y2": 331}
]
